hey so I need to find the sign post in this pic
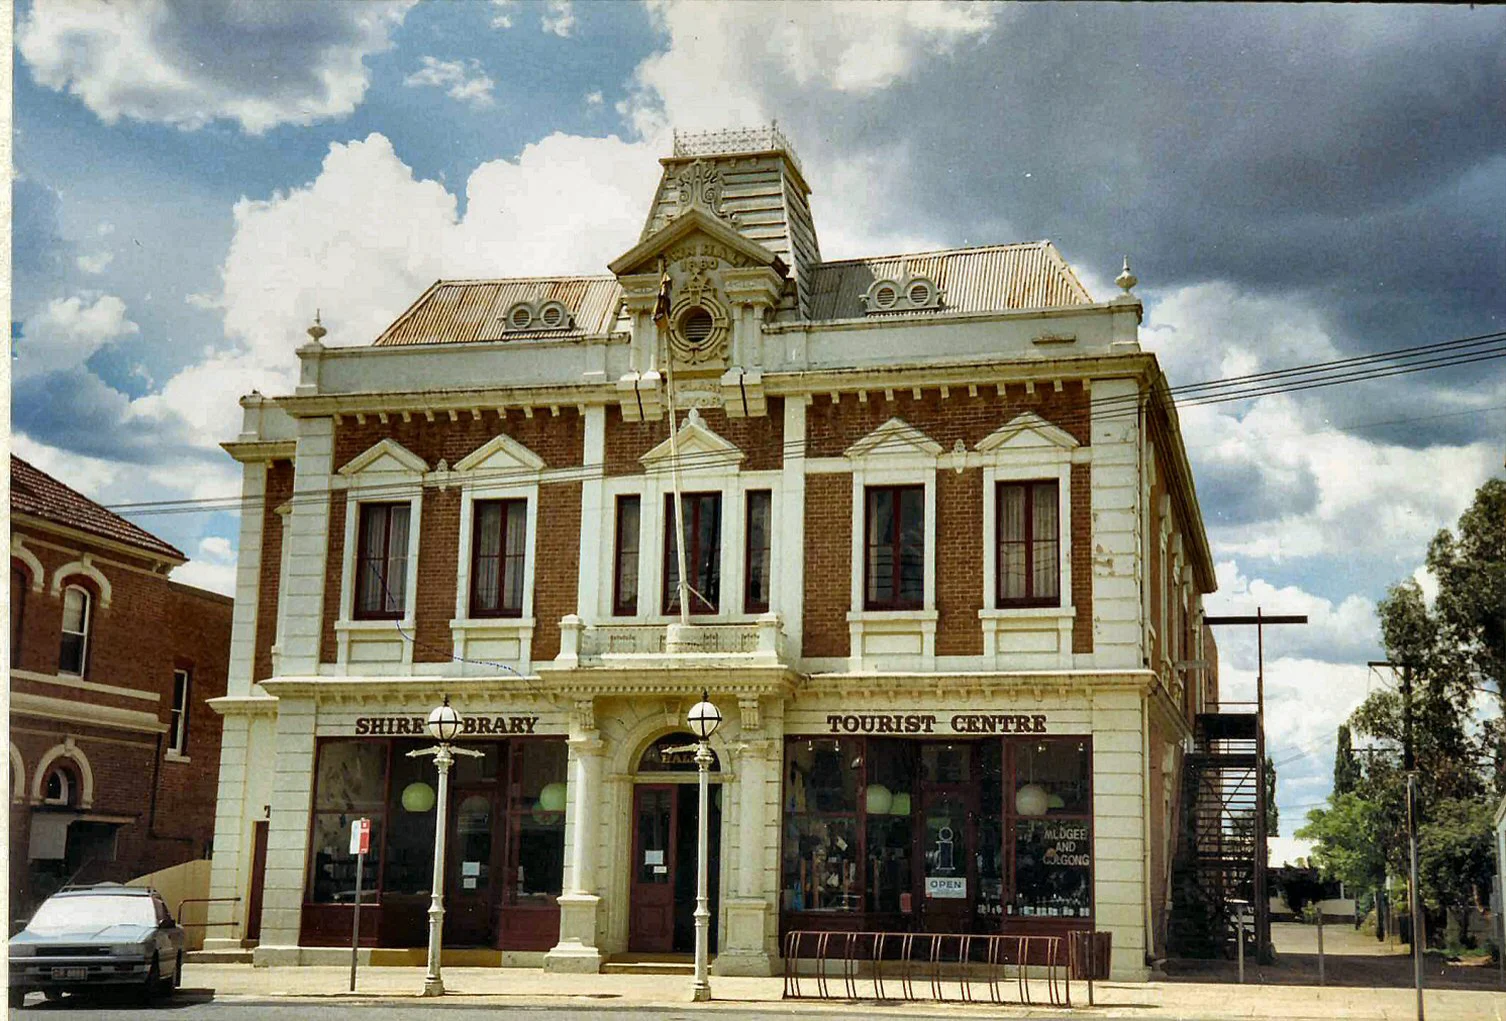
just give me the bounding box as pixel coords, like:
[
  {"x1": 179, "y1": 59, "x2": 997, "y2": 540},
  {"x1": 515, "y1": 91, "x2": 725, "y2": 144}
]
[{"x1": 349, "y1": 817, "x2": 371, "y2": 992}]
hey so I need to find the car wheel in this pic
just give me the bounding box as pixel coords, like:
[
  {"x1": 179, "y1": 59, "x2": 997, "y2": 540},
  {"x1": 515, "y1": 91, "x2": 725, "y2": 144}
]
[
  {"x1": 42, "y1": 988, "x2": 65, "y2": 1002},
  {"x1": 142, "y1": 955, "x2": 161, "y2": 1003},
  {"x1": 8, "y1": 987, "x2": 25, "y2": 1009},
  {"x1": 174, "y1": 950, "x2": 183, "y2": 989}
]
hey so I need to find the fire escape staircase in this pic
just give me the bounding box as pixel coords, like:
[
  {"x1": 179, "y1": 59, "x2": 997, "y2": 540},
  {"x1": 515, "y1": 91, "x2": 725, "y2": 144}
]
[{"x1": 1168, "y1": 710, "x2": 1262, "y2": 958}]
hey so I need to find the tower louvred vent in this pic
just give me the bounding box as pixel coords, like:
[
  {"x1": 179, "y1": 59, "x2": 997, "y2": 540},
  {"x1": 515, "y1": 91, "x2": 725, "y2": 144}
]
[
  {"x1": 539, "y1": 303, "x2": 566, "y2": 329},
  {"x1": 908, "y1": 280, "x2": 932, "y2": 306},
  {"x1": 508, "y1": 304, "x2": 534, "y2": 330},
  {"x1": 874, "y1": 283, "x2": 898, "y2": 308},
  {"x1": 681, "y1": 307, "x2": 714, "y2": 344}
]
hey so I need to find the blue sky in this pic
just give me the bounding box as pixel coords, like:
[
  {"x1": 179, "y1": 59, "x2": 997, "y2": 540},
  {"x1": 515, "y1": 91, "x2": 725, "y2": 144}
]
[{"x1": 10, "y1": 1, "x2": 1506, "y2": 843}]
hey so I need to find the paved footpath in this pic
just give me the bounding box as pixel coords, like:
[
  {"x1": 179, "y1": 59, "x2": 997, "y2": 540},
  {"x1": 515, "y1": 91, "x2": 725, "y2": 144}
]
[{"x1": 180, "y1": 963, "x2": 1506, "y2": 1021}]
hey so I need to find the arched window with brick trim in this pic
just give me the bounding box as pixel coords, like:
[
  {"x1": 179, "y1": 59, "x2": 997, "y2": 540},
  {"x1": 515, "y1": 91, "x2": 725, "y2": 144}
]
[
  {"x1": 42, "y1": 761, "x2": 80, "y2": 807},
  {"x1": 11, "y1": 565, "x2": 27, "y2": 668}
]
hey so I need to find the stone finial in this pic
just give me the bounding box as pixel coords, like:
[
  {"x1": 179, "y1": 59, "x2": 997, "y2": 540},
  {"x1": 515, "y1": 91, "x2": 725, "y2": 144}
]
[
  {"x1": 307, "y1": 309, "x2": 328, "y2": 343},
  {"x1": 1115, "y1": 257, "x2": 1138, "y2": 295}
]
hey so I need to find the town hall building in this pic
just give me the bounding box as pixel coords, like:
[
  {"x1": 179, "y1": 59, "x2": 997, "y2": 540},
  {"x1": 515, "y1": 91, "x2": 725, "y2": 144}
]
[{"x1": 204, "y1": 126, "x2": 1218, "y2": 981}]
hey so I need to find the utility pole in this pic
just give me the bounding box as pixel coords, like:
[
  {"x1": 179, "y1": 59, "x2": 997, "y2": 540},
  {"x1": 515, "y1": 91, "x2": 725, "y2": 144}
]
[
  {"x1": 1370, "y1": 659, "x2": 1424, "y2": 1021},
  {"x1": 1205, "y1": 609, "x2": 1307, "y2": 965}
]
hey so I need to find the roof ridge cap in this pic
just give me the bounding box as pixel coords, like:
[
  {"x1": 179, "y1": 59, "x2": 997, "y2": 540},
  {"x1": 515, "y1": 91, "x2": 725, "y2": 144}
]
[{"x1": 815, "y1": 240, "x2": 1052, "y2": 268}]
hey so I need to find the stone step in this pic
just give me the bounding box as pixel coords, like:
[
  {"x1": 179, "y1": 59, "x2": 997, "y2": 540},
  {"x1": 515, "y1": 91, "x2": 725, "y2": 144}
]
[
  {"x1": 187, "y1": 948, "x2": 254, "y2": 964},
  {"x1": 602, "y1": 956, "x2": 696, "y2": 976}
]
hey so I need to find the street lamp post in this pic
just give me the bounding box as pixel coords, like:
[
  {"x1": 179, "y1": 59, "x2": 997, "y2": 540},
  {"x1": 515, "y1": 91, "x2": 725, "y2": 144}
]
[
  {"x1": 687, "y1": 691, "x2": 723, "y2": 1003},
  {"x1": 408, "y1": 697, "x2": 482, "y2": 997}
]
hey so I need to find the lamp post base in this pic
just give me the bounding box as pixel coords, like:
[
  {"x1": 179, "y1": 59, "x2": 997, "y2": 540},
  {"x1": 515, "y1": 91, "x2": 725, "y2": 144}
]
[
  {"x1": 692, "y1": 983, "x2": 712, "y2": 1002},
  {"x1": 422, "y1": 976, "x2": 445, "y2": 997}
]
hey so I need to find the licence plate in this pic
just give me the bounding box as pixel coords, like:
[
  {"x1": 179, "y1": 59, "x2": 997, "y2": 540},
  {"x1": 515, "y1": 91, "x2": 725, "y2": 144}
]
[{"x1": 50, "y1": 967, "x2": 88, "y2": 980}]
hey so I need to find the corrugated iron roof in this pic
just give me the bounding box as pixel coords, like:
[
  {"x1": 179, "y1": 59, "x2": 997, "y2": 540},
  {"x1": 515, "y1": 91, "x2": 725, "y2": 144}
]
[
  {"x1": 11, "y1": 456, "x2": 185, "y2": 561},
  {"x1": 805, "y1": 242, "x2": 1093, "y2": 321},
  {"x1": 373, "y1": 276, "x2": 623, "y2": 346}
]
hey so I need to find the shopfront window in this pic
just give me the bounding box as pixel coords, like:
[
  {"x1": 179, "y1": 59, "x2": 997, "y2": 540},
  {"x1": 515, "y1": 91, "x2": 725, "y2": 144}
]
[
  {"x1": 864, "y1": 742, "x2": 915, "y2": 914},
  {"x1": 384, "y1": 745, "x2": 439, "y2": 897},
  {"x1": 309, "y1": 742, "x2": 387, "y2": 903},
  {"x1": 505, "y1": 741, "x2": 567, "y2": 905},
  {"x1": 1008, "y1": 738, "x2": 1093, "y2": 918},
  {"x1": 782, "y1": 738, "x2": 861, "y2": 912}
]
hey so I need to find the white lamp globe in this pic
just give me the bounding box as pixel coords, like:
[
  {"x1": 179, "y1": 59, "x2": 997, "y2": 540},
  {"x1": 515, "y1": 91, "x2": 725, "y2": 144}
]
[
  {"x1": 401, "y1": 782, "x2": 436, "y2": 813},
  {"x1": 687, "y1": 692, "x2": 723, "y2": 741},
  {"x1": 865, "y1": 784, "x2": 893, "y2": 815},
  {"x1": 1015, "y1": 783, "x2": 1050, "y2": 817},
  {"x1": 427, "y1": 700, "x2": 462, "y2": 742}
]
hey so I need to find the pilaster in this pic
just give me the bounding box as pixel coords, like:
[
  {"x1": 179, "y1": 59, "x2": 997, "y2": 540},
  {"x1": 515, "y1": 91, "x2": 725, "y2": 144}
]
[
  {"x1": 250, "y1": 697, "x2": 316, "y2": 963},
  {"x1": 276, "y1": 417, "x2": 334, "y2": 673},
  {"x1": 546, "y1": 726, "x2": 605, "y2": 973},
  {"x1": 225, "y1": 461, "x2": 267, "y2": 697}
]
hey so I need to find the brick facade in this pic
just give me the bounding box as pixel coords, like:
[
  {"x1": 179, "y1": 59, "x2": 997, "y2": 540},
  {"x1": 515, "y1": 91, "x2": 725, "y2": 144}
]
[
  {"x1": 801, "y1": 473, "x2": 852, "y2": 658},
  {"x1": 253, "y1": 459, "x2": 293, "y2": 682},
  {"x1": 604, "y1": 399, "x2": 785, "y2": 476},
  {"x1": 532, "y1": 481, "x2": 582, "y2": 661},
  {"x1": 935, "y1": 468, "x2": 984, "y2": 656},
  {"x1": 804, "y1": 384, "x2": 1089, "y2": 457},
  {"x1": 9, "y1": 521, "x2": 232, "y2": 917}
]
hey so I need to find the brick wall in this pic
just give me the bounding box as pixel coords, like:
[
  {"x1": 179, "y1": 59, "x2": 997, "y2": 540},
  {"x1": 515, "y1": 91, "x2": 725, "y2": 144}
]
[
  {"x1": 802, "y1": 474, "x2": 851, "y2": 657},
  {"x1": 253, "y1": 459, "x2": 293, "y2": 681},
  {"x1": 319, "y1": 495, "x2": 346, "y2": 665},
  {"x1": 1071, "y1": 463, "x2": 1094, "y2": 654},
  {"x1": 604, "y1": 398, "x2": 785, "y2": 475},
  {"x1": 331, "y1": 408, "x2": 585, "y2": 471},
  {"x1": 414, "y1": 488, "x2": 461, "y2": 663},
  {"x1": 805, "y1": 384, "x2": 1089, "y2": 457},
  {"x1": 532, "y1": 481, "x2": 582, "y2": 660},
  {"x1": 935, "y1": 469, "x2": 983, "y2": 656}
]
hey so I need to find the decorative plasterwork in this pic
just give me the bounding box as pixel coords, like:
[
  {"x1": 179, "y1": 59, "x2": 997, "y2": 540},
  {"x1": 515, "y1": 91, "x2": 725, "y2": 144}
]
[
  {"x1": 337, "y1": 437, "x2": 428, "y2": 477},
  {"x1": 574, "y1": 698, "x2": 597, "y2": 732},
  {"x1": 843, "y1": 417, "x2": 944, "y2": 462},
  {"x1": 10, "y1": 537, "x2": 45, "y2": 592},
  {"x1": 639, "y1": 408, "x2": 745, "y2": 474},
  {"x1": 738, "y1": 696, "x2": 762, "y2": 732},
  {"x1": 797, "y1": 669, "x2": 1158, "y2": 702},
  {"x1": 672, "y1": 159, "x2": 734, "y2": 225},
  {"x1": 453, "y1": 433, "x2": 546, "y2": 474},
  {"x1": 975, "y1": 411, "x2": 1080, "y2": 454},
  {"x1": 50, "y1": 555, "x2": 111, "y2": 609},
  {"x1": 609, "y1": 207, "x2": 783, "y2": 278},
  {"x1": 31, "y1": 737, "x2": 95, "y2": 808},
  {"x1": 10, "y1": 744, "x2": 25, "y2": 803}
]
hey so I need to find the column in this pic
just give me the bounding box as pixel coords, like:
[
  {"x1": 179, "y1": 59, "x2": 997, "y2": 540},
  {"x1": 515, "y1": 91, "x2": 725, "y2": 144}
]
[
  {"x1": 575, "y1": 406, "x2": 607, "y2": 621},
  {"x1": 202, "y1": 713, "x2": 251, "y2": 952},
  {"x1": 250, "y1": 697, "x2": 317, "y2": 966},
  {"x1": 224, "y1": 460, "x2": 266, "y2": 697},
  {"x1": 277, "y1": 417, "x2": 334, "y2": 674},
  {"x1": 713, "y1": 700, "x2": 775, "y2": 976},
  {"x1": 545, "y1": 709, "x2": 605, "y2": 973}
]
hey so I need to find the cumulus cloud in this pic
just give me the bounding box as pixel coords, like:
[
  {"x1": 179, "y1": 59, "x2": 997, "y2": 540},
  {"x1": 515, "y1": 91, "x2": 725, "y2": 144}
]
[
  {"x1": 76, "y1": 251, "x2": 113, "y2": 274},
  {"x1": 489, "y1": 0, "x2": 515, "y2": 30},
  {"x1": 171, "y1": 535, "x2": 239, "y2": 596},
  {"x1": 15, "y1": 294, "x2": 138, "y2": 380},
  {"x1": 404, "y1": 57, "x2": 497, "y2": 109},
  {"x1": 541, "y1": 0, "x2": 576, "y2": 38},
  {"x1": 17, "y1": 0, "x2": 415, "y2": 133}
]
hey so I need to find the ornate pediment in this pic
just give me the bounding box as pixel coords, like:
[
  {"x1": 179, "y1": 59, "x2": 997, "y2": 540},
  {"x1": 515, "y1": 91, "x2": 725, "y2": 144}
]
[
  {"x1": 845, "y1": 417, "x2": 944, "y2": 461},
  {"x1": 338, "y1": 438, "x2": 427, "y2": 477},
  {"x1": 640, "y1": 408, "x2": 745, "y2": 474},
  {"x1": 975, "y1": 411, "x2": 1080, "y2": 453},
  {"x1": 453, "y1": 433, "x2": 546, "y2": 474},
  {"x1": 609, "y1": 207, "x2": 782, "y2": 278}
]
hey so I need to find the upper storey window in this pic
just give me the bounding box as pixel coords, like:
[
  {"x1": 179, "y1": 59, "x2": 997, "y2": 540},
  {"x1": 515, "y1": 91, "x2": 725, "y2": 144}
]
[
  {"x1": 470, "y1": 499, "x2": 527, "y2": 618},
  {"x1": 864, "y1": 486, "x2": 924, "y2": 611},
  {"x1": 59, "y1": 585, "x2": 91, "y2": 676},
  {"x1": 613, "y1": 495, "x2": 641, "y2": 617},
  {"x1": 663, "y1": 492, "x2": 722, "y2": 615},
  {"x1": 744, "y1": 490, "x2": 772, "y2": 613},
  {"x1": 11, "y1": 566, "x2": 26, "y2": 668},
  {"x1": 997, "y1": 480, "x2": 1061, "y2": 607},
  {"x1": 355, "y1": 502, "x2": 411, "y2": 620}
]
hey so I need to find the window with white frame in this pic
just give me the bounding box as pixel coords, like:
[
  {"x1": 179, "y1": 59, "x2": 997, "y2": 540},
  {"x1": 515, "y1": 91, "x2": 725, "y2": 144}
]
[
  {"x1": 613, "y1": 495, "x2": 641, "y2": 616},
  {"x1": 744, "y1": 490, "x2": 772, "y2": 613},
  {"x1": 663, "y1": 491, "x2": 722, "y2": 615},
  {"x1": 168, "y1": 669, "x2": 191, "y2": 756},
  {"x1": 469, "y1": 499, "x2": 527, "y2": 618},
  {"x1": 59, "y1": 584, "x2": 91, "y2": 676},
  {"x1": 864, "y1": 485, "x2": 925, "y2": 611},
  {"x1": 996, "y1": 480, "x2": 1061, "y2": 607},
  {"x1": 354, "y1": 502, "x2": 411, "y2": 620}
]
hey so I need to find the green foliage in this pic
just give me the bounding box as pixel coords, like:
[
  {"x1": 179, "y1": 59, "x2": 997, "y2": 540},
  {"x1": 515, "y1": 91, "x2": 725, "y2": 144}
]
[
  {"x1": 1264, "y1": 755, "x2": 1279, "y2": 837},
  {"x1": 1417, "y1": 798, "x2": 1494, "y2": 916},
  {"x1": 1333, "y1": 723, "x2": 1361, "y2": 797},
  {"x1": 1297, "y1": 793, "x2": 1388, "y2": 893}
]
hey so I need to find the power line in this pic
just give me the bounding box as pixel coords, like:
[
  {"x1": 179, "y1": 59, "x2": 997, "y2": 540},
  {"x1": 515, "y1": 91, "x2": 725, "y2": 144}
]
[{"x1": 101, "y1": 328, "x2": 1506, "y2": 519}]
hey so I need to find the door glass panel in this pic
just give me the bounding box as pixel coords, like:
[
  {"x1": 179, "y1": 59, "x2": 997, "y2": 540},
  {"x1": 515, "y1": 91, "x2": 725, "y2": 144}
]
[
  {"x1": 922, "y1": 791, "x2": 968, "y2": 901},
  {"x1": 921, "y1": 743, "x2": 971, "y2": 785},
  {"x1": 455, "y1": 794, "x2": 492, "y2": 892},
  {"x1": 637, "y1": 788, "x2": 672, "y2": 884}
]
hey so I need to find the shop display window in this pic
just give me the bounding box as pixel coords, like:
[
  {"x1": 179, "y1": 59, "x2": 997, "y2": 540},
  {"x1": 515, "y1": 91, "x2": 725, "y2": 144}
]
[
  {"x1": 505, "y1": 740, "x2": 567, "y2": 905},
  {"x1": 383, "y1": 747, "x2": 439, "y2": 896},
  {"x1": 782, "y1": 738, "x2": 861, "y2": 912},
  {"x1": 1007, "y1": 738, "x2": 1093, "y2": 918}
]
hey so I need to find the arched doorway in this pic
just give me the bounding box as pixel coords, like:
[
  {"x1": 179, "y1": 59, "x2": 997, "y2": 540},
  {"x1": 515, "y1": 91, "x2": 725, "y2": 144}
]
[{"x1": 628, "y1": 732, "x2": 721, "y2": 954}]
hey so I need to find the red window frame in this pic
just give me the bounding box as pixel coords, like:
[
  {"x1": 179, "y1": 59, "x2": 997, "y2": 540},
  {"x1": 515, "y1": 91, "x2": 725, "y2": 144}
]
[
  {"x1": 354, "y1": 502, "x2": 410, "y2": 621},
  {"x1": 613, "y1": 495, "x2": 641, "y2": 616},
  {"x1": 662, "y1": 492, "x2": 721, "y2": 615},
  {"x1": 864, "y1": 485, "x2": 924, "y2": 611},
  {"x1": 744, "y1": 490, "x2": 772, "y2": 614},
  {"x1": 469, "y1": 499, "x2": 527, "y2": 619},
  {"x1": 996, "y1": 480, "x2": 1061, "y2": 608}
]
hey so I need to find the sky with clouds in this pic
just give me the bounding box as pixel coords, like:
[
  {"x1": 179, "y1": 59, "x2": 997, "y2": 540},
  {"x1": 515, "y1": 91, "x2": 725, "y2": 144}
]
[{"x1": 9, "y1": 1, "x2": 1506, "y2": 836}]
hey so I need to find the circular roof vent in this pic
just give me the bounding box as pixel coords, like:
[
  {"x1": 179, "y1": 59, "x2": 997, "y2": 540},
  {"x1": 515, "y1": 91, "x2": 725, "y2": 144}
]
[
  {"x1": 907, "y1": 280, "x2": 933, "y2": 306},
  {"x1": 873, "y1": 282, "x2": 899, "y2": 309},
  {"x1": 539, "y1": 302, "x2": 567, "y2": 329},
  {"x1": 679, "y1": 306, "x2": 715, "y2": 346},
  {"x1": 507, "y1": 304, "x2": 534, "y2": 330}
]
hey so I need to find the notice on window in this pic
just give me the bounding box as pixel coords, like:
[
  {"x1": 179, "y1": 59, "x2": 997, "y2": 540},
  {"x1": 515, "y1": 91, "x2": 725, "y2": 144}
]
[
  {"x1": 925, "y1": 877, "x2": 966, "y2": 899},
  {"x1": 653, "y1": 865, "x2": 668, "y2": 875},
  {"x1": 462, "y1": 861, "x2": 481, "y2": 877},
  {"x1": 644, "y1": 849, "x2": 665, "y2": 866},
  {"x1": 462, "y1": 877, "x2": 477, "y2": 890}
]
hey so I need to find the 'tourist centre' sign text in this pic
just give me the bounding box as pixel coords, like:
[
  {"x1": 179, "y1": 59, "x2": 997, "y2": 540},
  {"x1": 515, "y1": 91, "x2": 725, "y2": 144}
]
[{"x1": 824, "y1": 713, "x2": 1050, "y2": 735}]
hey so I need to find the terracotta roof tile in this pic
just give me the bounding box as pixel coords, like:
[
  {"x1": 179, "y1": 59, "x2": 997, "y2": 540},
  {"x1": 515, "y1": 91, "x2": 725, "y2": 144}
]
[{"x1": 10, "y1": 456, "x2": 185, "y2": 562}]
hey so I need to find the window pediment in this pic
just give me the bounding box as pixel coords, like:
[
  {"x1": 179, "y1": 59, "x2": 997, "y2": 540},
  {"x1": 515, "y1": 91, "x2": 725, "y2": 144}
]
[
  {"x1": 338, "y1": 438, "x2": 428, "y2": 478},
  {"x1": 640, "y1": 408, "x2": 744, "y2": 473},
  {"x1": 454, "y1": 433, "x2": 546, "y2": 475},
  {"x1": 844, "y1": 417, "x2": 944, "y2": 462},
  {"x1": 975, "y1": 412, "x2": 1080, "y2": 454}
]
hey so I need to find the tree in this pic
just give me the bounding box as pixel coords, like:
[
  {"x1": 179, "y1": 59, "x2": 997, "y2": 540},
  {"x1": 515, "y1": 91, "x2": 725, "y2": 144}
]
[
  {"x1": 1417, "y1": 797, "x2": 1495, "y2": 949},
  {"x1": 1333, "y1": 723, "x2": 1361, "y2": 797},
  {"x1": 1428, "y1": 479, "x2": 1506, "y2": 715},
  {"x1": 1263, "y1": 755, "x2": 1279, "y2": 837},
  {"x1": 1297, "y1": 793, "x2": 1388, "y2": 896}
]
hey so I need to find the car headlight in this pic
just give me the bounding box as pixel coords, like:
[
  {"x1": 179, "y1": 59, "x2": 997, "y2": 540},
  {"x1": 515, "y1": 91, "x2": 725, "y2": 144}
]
[
  {"x1": 9, "y1": 945, "x2": 35, "y2": 958},
  {"x1": 112, "y1": 943, "x2": 150, "y2": 958}
]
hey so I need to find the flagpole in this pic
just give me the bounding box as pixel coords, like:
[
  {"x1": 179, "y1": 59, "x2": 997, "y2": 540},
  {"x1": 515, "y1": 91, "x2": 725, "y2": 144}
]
[{"x1": 655, "y1": 258, "x2": 691, "y2": 626}]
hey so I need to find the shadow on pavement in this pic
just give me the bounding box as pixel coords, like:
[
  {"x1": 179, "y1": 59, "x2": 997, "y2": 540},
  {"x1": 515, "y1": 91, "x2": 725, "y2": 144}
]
[
  {"x1": 1162, "y1": 951, "x2": 1505, "y2": 990},
  {"x1": 18, "y1": 988, "x2": 217, "y2": 1011}
]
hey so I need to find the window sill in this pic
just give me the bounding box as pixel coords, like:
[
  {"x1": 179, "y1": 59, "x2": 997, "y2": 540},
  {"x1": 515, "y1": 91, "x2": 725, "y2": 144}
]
[
  {"x1": 450, "y1": 617, "x2": 537, "y2": 632},
  {"x1": 846, "y1": 609, "x2": 938, "y2": 624},
  {"x1": 335, "y1": 618, "x2": 414, "y2": 633},
  {"x1": 164, "y1": 751, "x2": 191, "y2": 764},
  {"x1": 978, "y1": 606, "x2": 1075, "y2": 621}
]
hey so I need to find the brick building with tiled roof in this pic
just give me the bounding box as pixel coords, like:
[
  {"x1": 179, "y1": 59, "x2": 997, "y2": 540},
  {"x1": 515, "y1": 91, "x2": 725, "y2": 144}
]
[{"x1": 9, "y1": 457, "x2": 233, "y2": 929}]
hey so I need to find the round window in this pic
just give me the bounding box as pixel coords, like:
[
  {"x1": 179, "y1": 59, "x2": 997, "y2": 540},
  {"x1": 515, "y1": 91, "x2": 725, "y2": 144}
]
[
  {"x1": 679, "y1": 306, "x2": 715, "y2": 346},
  {"x1": 873, "y1": 283, "x2": 898, "y2": 309},
  {"x1": 508, "y1": 304, "x2": 533, "y2": 330}
]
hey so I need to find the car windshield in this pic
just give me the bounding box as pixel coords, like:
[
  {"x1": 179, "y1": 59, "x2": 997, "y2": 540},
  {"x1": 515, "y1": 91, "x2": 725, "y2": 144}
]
[{"x1": 27, "y1": 895, "x2": 157, "y2": 934}]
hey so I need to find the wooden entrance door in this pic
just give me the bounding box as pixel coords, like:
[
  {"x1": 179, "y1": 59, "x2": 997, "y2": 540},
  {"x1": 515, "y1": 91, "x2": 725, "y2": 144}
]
[
  {"x1": 443, "y1": 786, "x2": 500, "y2": 946},
  {"x1": 629, "y1": 784, "x2": 677, "y2": 952},
  {"x1": 917, "y1": 743, "x2": 978, "y2": 932},
  {"x1": 245, "y1": 819, "x2": 269, "y2": 944}
]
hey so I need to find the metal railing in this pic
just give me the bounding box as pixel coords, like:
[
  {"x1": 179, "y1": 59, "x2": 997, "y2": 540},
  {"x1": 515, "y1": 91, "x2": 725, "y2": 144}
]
[
  {"x1": 782, "y1": 930, "x2": 1077, "y2": 1007},
  {"x1": 175, "y1": 896, "x2": 240, "y2": 933}
]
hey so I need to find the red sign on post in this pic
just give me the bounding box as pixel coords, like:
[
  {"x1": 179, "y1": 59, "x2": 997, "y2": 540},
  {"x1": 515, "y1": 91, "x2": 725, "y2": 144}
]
[{"x1": 349, "y1": 817, "x2": 371, "y2": 856}]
